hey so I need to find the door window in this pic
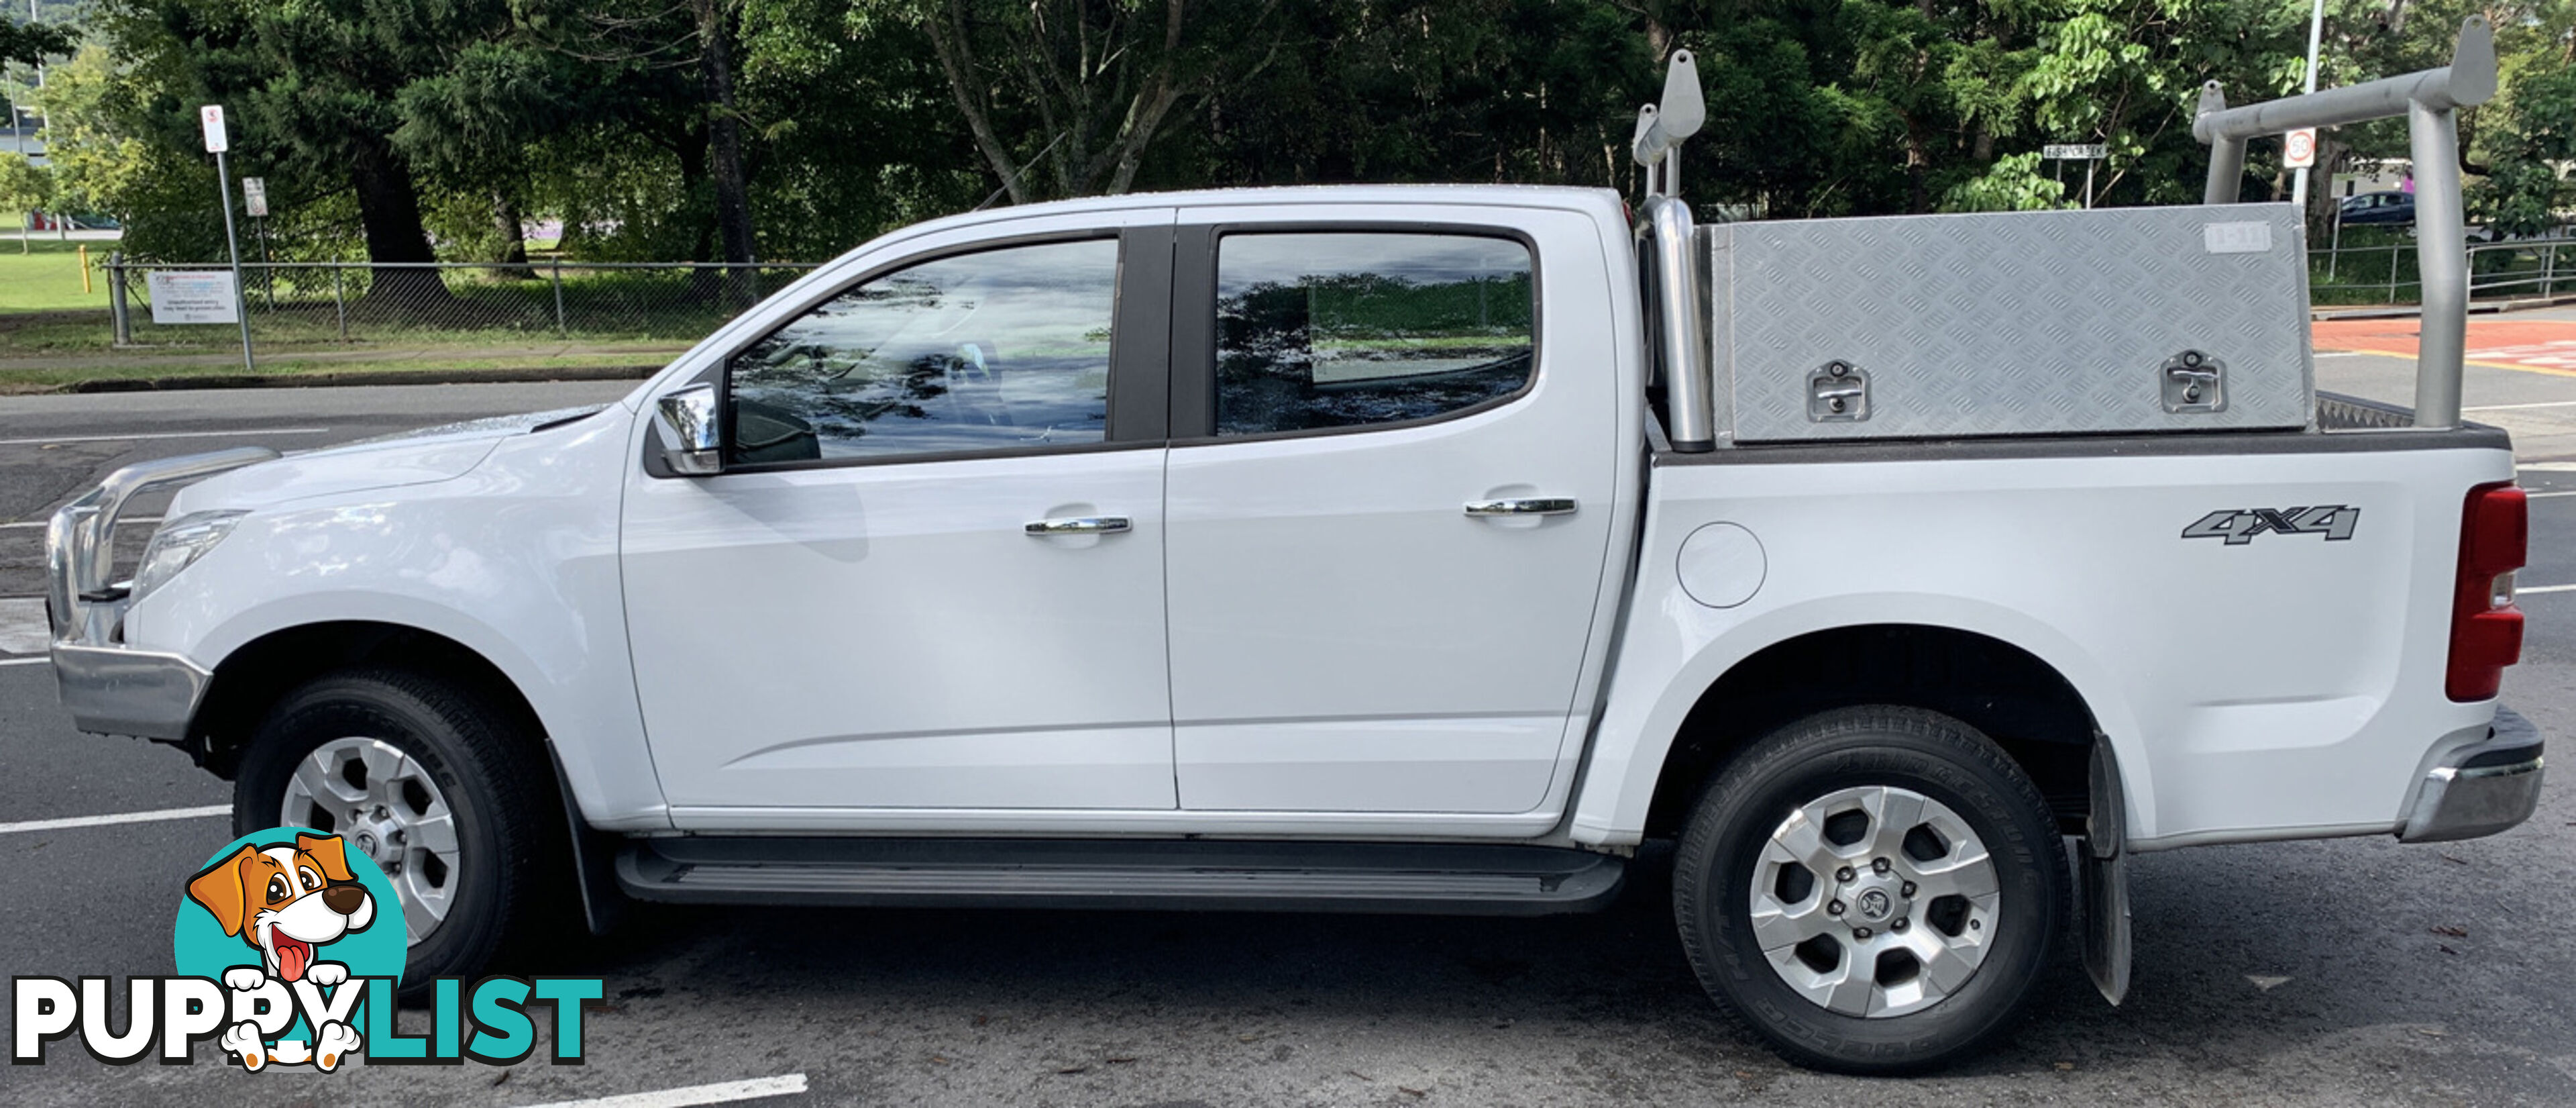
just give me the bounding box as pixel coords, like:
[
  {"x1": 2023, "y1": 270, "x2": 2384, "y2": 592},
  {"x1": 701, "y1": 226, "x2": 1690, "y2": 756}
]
[
  {"x1": 1214, "y1": 232, "x2": 1534, "y2": 437},
  {"x1": 726, "y1": 238, "x2": 1122, "y2": 464}
]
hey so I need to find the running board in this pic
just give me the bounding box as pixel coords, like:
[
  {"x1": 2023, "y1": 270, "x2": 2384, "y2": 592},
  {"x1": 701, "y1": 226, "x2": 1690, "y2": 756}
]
[{"x1": 614, "y1": 837, "x2": 1625, "y2": 915}]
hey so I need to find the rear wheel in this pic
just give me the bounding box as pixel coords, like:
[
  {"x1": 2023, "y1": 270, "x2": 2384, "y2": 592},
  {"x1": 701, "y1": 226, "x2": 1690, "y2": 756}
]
[
  {"x1": 1672, "y1": 705, "x2": 2065, "y2": 1074},
  {"x1": 233, "y1": 668, "x2": 558, "y2": 991}
]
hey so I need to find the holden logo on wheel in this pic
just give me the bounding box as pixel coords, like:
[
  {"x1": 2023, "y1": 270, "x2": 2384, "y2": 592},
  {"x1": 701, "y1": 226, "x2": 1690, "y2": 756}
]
[{"x1": 1855, "y1": 888, "x2": 1893, "y2": 921}]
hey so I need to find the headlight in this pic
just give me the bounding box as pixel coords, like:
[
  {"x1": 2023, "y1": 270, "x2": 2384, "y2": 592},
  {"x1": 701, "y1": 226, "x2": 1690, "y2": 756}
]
[{"x1": 131, "y1": 510, "x2": 249, "y2": 601}]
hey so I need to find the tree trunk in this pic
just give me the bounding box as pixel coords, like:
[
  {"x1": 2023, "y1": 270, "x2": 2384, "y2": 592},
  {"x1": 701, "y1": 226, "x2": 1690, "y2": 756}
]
[
  {"x1": 347, "y1": 135, "x2": 447, "y2": 308},
  {"x1": 491, "y1": 191, "x2": 536, "y2": 279},
  {"x1": 692, "y1": 0, "x2": 759, "y2": 309}
]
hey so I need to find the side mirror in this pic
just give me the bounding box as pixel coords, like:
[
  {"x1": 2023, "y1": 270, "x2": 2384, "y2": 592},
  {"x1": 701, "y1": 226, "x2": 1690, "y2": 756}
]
[{"x1": 654, "y1": 384, "x2": 722, "y2": 475}]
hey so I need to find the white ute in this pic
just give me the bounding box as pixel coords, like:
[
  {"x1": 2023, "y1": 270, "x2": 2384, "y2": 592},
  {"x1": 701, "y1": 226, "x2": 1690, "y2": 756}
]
[{"x1": 47, "y1": 21, "x2": 2543, "y2": 1071}]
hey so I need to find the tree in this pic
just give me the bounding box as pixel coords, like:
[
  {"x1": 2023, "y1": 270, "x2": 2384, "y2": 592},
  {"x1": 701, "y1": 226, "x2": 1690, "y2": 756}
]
[
  {"x1": 0, "y1": 19, "x2": 73, "y2": 68},
  {"x1": 98, "y1": 0, "x2": 527, "y2": 300},
  {"x1": 869, "y1": 0, "x2": 1283, "y2": 203},
  {"x1": 0, "y1": 151, "x2": 52, "y2": 252},
  {"x1": 2476, "y1": 53, "x2": 2576, "y2": 239}
]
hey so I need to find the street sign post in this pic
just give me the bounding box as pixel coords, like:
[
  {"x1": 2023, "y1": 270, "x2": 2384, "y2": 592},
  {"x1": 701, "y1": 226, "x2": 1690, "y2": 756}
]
[
  {"x1": 198, "y1": 105, "x2": 254, "y2": 373},
  {"x1": 2041, "y1": 144, "x2": 2108, "y2": 209}
]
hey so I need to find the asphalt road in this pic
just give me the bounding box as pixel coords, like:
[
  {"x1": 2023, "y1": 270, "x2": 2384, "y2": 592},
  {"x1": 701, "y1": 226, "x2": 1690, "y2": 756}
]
[{"x1": 1, "y1": 363, "x2": 2573, "y2": 1106}]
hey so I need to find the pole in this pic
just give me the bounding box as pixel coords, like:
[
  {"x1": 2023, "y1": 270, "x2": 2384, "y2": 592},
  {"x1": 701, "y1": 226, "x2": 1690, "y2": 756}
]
[
  {"x1": 2409, "y1": 97, "x2": 2466, "y2": 429},
  {"x1": 2327, "y1": 207, "x2": 2343, "y2": 281},
  {"x1": 331, "y1": 256, "x2": 347, "y2": 342},
  {"x1": 106, "y1": 251, "x2": 129, "y2": 346},
  {"x1": 212, "y1": 148, "x2": 255, "y2": 374},
  {"x1": 254, "y1": 216, "x2": 272, "y2": 307},
  {"x1": 551, "y1": 256, "x2": 566, "y2": 337},
  {"x1": 2292, "y1": 0, "x2": 2326, "y2": 210},
  {"x1": 2084, "y1": 161, "x2": 2096, "y2": 209},
  {"x1": 77, "y1": 242, "x2": 87, "y2": 293}
]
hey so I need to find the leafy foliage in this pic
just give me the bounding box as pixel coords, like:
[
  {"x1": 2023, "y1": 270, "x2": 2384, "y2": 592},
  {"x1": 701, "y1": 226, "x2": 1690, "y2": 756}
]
[{"x1": 24, "y1": 0, "x2": 2572, "y2": 266}]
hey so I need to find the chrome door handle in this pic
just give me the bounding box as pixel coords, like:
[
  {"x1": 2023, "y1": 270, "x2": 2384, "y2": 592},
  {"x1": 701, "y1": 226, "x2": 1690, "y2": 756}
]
[
  {"x1": 1464, "y1": 497, "x2": 1577, "y2": 517},
  {"x1": 1025, "y1": 516, "x2": 1132, "y2": 536}
]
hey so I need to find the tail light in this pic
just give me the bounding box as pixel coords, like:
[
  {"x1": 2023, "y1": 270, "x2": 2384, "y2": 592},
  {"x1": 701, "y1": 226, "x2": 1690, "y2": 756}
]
[{"x1": 2446, "y1": 482, "x2": 2526, "y2": 701}]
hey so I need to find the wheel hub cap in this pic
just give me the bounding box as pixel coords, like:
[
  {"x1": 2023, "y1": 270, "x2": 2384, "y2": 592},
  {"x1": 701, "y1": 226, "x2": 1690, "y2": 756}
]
[
  {"x1": 278, "y1": 736, "x2": 461, "y2": 947},
  {"x1": 1746, "y1": 784, "x2": 2002, "y2": 1019}
]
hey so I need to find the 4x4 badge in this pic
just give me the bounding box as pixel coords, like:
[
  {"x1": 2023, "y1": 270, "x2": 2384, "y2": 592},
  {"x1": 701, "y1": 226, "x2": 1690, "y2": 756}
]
[{"x1": 2182, "y1": 505, "x2": 2360, "y2": 545}]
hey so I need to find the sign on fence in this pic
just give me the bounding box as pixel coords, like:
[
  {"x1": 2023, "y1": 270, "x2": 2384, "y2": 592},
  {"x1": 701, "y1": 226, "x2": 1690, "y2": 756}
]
[
  {"x1": 147, "y1": 271, "x2": 242, "y2": 325},
  {"x1": 2042, "y1": 144, "x2": 2108, "y2": 160},
  {"x1": 241, "y1": 178, "x2": 268, "y2": 217},
  {"x1": 2284, "y1": 128, "x2": 2317, "y2": 169}
]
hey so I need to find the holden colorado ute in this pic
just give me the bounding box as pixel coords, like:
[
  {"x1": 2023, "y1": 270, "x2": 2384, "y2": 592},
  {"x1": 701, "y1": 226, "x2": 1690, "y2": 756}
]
[{"x1": 46, "y1": 21, "x2": 2542, "y2": 1072}]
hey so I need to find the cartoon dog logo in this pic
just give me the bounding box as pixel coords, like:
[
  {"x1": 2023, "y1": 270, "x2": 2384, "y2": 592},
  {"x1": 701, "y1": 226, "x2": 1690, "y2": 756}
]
[{"x1": 185, "y1": 832, "x2": 376, "y2": 1070}]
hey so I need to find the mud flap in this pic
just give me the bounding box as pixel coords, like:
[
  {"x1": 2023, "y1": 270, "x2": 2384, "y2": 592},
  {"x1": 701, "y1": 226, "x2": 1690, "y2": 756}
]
[{"x1": 2081, "y1": 737, "x2": 2131, "y2": 1005}]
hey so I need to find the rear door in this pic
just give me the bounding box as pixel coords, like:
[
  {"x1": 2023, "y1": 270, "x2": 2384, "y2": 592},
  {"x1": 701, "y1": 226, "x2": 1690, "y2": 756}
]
[{"x1": 1161, "y1": 207, "x2": 1623, "y2": 815}]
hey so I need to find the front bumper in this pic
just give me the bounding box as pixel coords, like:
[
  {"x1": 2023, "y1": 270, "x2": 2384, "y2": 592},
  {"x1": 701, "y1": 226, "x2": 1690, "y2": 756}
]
[
  {"x1": 52, "y1": 642, "x2": 212, "y2": 740},
  {"x1": 2399, "y1": 707, "x2": 2544, "y2": 843},
  {"x1": 43, "y1": 447, "x2": 276, "y2": 739}
]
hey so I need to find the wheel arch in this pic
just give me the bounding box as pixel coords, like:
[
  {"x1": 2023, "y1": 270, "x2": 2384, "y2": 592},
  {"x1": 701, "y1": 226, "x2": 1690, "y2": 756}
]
[
  {"x1": 189, "y1": 620, "x2": 547, "y2": 781},
  {"x1": 1635, "y1": 621, "x2": 2120, "y2": 842}
]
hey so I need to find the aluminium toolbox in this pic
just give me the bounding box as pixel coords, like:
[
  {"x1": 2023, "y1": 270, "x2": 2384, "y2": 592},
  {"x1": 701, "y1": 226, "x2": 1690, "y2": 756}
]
[{"x1": 1701, "y1": 201, "x2": 2316, "y2": 443}]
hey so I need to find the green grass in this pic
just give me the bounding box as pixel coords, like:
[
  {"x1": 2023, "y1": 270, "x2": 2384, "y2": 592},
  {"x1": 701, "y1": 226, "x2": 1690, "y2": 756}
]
[
  {"x1": 0, "y1": 240, "x2": 115, "y2": 312},
  {"x1": 0, "y1": 349, "x2": 667, "y2": 393}
]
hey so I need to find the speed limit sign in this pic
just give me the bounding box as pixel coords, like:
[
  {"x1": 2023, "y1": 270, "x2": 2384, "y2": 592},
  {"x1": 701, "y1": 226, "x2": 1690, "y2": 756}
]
[{"x1": 2284, "y1": 128, "x2": 2317, "y2": 169}]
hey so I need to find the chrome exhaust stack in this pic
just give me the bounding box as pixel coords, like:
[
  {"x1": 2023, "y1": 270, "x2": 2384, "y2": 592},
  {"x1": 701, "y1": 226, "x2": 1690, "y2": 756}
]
[{"x1": 1633, "y1": 50, "x2": 1715, "y2": 452}]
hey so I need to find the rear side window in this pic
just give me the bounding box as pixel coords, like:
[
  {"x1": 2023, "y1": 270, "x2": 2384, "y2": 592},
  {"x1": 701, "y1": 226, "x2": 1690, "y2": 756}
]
[{"x1": 1214, "y1": 232, "x2": 1534, "y2": 436}]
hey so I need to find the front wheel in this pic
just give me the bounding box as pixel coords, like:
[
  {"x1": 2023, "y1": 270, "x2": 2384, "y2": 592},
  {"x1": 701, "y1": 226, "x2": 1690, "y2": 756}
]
[
  {"x1": 1672, "y1": 706, "x2": 2067, "y2": 1074},
  {"x1": 233, "y1": 668, "x2": 559, "y2": 992}
]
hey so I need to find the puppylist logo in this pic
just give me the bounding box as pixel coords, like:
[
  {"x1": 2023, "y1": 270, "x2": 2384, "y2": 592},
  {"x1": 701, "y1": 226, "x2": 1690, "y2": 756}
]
[{"x1": 12, "y1": 827, "x2": 603, "y2": 1070}]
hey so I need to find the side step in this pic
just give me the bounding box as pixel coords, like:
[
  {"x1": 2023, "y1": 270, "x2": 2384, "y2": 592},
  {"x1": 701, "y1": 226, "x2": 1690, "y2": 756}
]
[{"x1": 614, "y1": 837, "x2": 1626, "y2": 915}]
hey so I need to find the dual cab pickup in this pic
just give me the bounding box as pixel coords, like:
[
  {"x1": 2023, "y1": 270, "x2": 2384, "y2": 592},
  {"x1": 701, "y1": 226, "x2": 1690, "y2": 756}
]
[{"x1": 47, "y1": 25, "x2": 2542, "y2": 1072}]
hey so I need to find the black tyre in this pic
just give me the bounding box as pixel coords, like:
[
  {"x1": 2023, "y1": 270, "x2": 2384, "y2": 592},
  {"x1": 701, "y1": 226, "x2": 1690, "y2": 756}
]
[
  {"x1": 233, "y1": 668, "x2": 560, "y2": 993},
  {"x1": 1672, "y1": 705, "x2": 2065, "y2": 1074}
]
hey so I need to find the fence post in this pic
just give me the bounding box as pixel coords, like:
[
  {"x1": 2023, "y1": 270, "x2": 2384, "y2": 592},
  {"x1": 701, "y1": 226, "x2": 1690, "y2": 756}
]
[
  {"x1": 551, "y1": 257, "x2": 568, "y2": 337},
  {"x1": 2326, "y1": 213, "x2": 2342, "y2": 281},
  {"x1": 2388, "y1": 244, "x2": 2401, "y2": 304},
  {"x1": 332, "y1": 258, "x2": 349, "y2": 343},
  {"x1": 107, "y1": 252, "x2": 131, "y2": 346}
]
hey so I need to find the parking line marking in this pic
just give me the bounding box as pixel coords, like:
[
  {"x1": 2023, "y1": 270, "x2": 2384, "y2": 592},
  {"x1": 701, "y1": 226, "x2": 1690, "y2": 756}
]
[
  {"x1": 0, "y1": 804, "x2": 230, "y2": 836},
  {"x1": 517, "y1": 1074, "x2": 809, "y2": 1108},
  {"x1": 2517, "y1": 583, "x2": 2576, "y2": 595},
  {"x1": 0, "y1": 517, "x2": 158, "y2": 530},
  {"x1": 0, "y1": 427, "x2": 327, "y2": 447},
  {"x1": 2528, "y1": 491, "x2": 2576, "y2": 499},
  {"x1": 0, "y1": 656, "x2": 46, "y2": 667}
]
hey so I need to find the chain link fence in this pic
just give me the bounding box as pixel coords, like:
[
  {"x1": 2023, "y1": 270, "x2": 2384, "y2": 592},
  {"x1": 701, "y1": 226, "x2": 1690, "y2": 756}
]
[{"x1": 99, "y1": 258, "x2": 824, "y2": 352}]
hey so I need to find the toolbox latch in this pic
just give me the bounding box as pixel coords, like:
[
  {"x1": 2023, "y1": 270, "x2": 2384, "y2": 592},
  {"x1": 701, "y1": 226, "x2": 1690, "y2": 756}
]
[
  {"x1": 1807, "y1": 361, "x2": 1870, "y2": 423},
  {"x1": 2159, "y1": 350, "x2": 2227, "y2": 414}
]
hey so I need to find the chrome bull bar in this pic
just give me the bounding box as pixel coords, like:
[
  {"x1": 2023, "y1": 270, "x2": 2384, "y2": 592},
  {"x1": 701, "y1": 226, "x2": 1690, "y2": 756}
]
[{"x1": 45, "y1": 446, "x2": 278, "y2": 647}]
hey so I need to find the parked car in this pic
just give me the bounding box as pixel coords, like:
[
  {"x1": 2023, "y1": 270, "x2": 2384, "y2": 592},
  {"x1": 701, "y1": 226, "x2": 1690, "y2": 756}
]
[
  {"x1": 2340, "y1": 189, "x2": 2415, "y2": 225},
  {"x1": 45, "y1": 28, "x2": 2538, "y2": 1075}
]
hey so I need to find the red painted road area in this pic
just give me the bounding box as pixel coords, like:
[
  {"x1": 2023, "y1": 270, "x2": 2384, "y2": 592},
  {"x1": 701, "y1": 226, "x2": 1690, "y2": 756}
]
[{"x1": 2313, "y1": 316, "x2": 2576, "y2": 375}]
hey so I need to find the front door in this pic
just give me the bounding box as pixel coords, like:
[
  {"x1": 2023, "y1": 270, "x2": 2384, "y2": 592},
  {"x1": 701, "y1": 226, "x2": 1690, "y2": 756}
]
[
  {"x1": 1163, "y1": 215, "x2": 1621, "y2": 815},
  {"x1": 624, "y1": 225, "x2": 1178, "y2": 816}
]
